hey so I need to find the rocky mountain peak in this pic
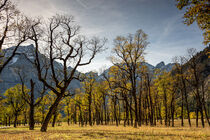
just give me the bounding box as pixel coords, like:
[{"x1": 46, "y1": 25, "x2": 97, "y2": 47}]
[{"x1": 155, "y1": 61, "x2": 165, "y2": 69}]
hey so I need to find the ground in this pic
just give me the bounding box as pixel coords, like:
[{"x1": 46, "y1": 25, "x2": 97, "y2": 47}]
[{"x1": 0, "y1": 121, "x2": 209, "y2": 140}]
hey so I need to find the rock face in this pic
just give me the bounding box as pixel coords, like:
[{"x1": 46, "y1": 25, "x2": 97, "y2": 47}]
[
  {"x1": 0, "y1": 44, "x2": 176, "y2": 97},
  {"x1": 0, "y1": 45, "x2": 81, "y2": 98},
  {"x1": 99, "y1": 61, "x2": 175, "y2": 79},
  {"x1": 155, "y1": 61, "x2": 175, "y2": 72},
  {"x1": 155, "y1": 61, "x2": 165, "y2": 69}
]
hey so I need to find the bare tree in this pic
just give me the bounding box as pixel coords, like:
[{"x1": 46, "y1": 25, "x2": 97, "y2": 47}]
[
  {"x1": 28, "y1": 14, "x2": 106, "y2": 132},
  {"x1": 16, "y1": 68, "x2": 47, "y2": 130},
  {"x1": 0, "y1": 0, "x2": 29, "y2": 74}
]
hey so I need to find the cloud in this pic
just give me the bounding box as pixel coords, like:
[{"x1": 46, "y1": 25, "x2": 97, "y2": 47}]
[
  {"x1": 14, "y1": 0, "x2": 59, "y2": 17},
  {"x1": 13, "y1": 0, "x2": 204, "y2": 72}
]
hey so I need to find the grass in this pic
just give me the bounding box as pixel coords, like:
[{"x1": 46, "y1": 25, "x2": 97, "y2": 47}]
[{"x1": 0, "y1": 121, "x2": 209, "y2": 140}]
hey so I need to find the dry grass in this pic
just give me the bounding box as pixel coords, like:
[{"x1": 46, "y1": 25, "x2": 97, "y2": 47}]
[{"x1": 0, "y1": 121, "x2": 209, "y2": 140}]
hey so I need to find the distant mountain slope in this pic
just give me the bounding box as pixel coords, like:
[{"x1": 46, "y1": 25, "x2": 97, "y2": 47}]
[
  {"x1": 0, "y1": 45, "x2": 81, "y2": 97},
  {"x1": 183, "y1": 46, "x2": 210, "y2": 80},
  {"x1": 4, "y1": 45, "x2": 206, "y2": 97},
  {"x1": 99, "y1": 61, "x2": 175, "y2": 79}
]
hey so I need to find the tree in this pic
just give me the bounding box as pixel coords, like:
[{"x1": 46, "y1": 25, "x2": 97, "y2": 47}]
[
  {"x1": 15, "y1": 65, "x2": 47, "y2": 130},
  {"x1": 3, "y1": 84, "x2": 28, "y2": 127},
  {"x1": 0, "y1": 0, "x2": 30, "y2": 74},
  {"x1": 140, "y1": 66, "x2": 155, "y2": 126},
  {"x1": 36, "y1": 94, "x2": 51, "y2": 124},
  {"x1": 185, "y1": 48, "x2": 205, "y2": 127},
  {"x1": 111, "y1": 29, "x2": 148, "y2": 128},
  {"x1": 173, "y1": 56, "x2": 191, "y2": 127},
  {"x1": 28, "y1": 14, "x2": 106, "y2": 132},
  {"x1": 176, "y1": 0, "x2": 210, "y2": 45},
  {"x1": 63, "y1": 96, "x2": 72, "y2": 125},
  {"x1": 82, "y1": 72, "x2": 96, "y2": 126},
  {"x1": 21, "y1": 79, "x2": 46, "y2": 130}
]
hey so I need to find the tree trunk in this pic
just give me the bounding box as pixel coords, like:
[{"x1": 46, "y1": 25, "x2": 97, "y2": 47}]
[
  {"x1": 171, "y1": 96, "x2": 175, "y2": 127},
  {"x1": 181, "y1": 90, "x2": 184, "y2": 127},
  {"x1": 5, "y1": 116, "x2": 7, "y2": 126},
  {"x1": 67, "y1": 109, "x2": 70, "y2": 126},
  {"x1": 130, "y1": 97, "x2": 133, "y2": 126},
  {"x1": 133, "y1": 90, "x2": 138, "y2": 128},
  {"x1": 29, "y1": 79, "x2": 35, "y2": 130},
  {"x1": 14, "y1": 114, "x2": 18, "y2": 128},
  {"x1": 182, "y1": 77, "x2": 191, "y2": 127},
  {"x1": 52, "y1": 111, "x2": 57, "y2": 127},
  {"x1": 147, "y1": 74, "x2": 153, "y2": 126},
  {"x1": 113, "y1": 96, "x2": 118, "y2": 126},
  {"x1": 196, "y1": 88, "x2": 205, "y2": 128},
  {"x1": 29, "y1": 104, "x2": 35, "y2": 130},
  {"x1": 79, "y1": 105, "x2": 84, "y2": 127},
  {"x1": 125, "y1": 96, "x2": 129, "y2": 126},
  {"x1": 201, "y1": 83, "x2": 210, "y2": 126},
  {"x1": 196, "y1": 108, "x2": 198, "y2": 127},
  {"x1": 8, "y1": 116, "x2": 10, "y2": 126},
  {"x1": 74, "y1": 104, "x2": 77, "y2": 124},
  {"x1": 159, "y1": 104, "x2": 162, "y2": 125},
  {"x1": 40, "y1": 96, "x2": 62, "y2": 132},
  {"x1": 164, "y1": 89, "x2": 167, "y2": 126},
  {"x1": 138, "y1": 91, "x2": 142, "y2": 126},
  {"x1": 88, "y1": 92, "x2": 92, "y2": 126}
]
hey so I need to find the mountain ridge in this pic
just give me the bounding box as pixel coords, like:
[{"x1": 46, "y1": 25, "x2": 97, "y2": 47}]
[{"x1": 0, "y1": 44, "x2": 176, "y2": 96}]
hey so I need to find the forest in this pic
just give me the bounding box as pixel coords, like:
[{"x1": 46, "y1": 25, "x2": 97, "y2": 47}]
[{"x1": 0, "y1": 0, "x2": 209, "y2": 139}]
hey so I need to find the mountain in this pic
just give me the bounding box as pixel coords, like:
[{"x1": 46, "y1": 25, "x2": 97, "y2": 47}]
[
  {"x1": 0, "y1": 44, "x2": 176, "y2": 97},
  {"x1": 0, "y1": 45, "x2": 81, "y2": 98},
  {"x1": 182, "y1": 46, "x2": 210, "y2": 80},
  {"x1": 99, "y1": 61, "x2": 175, "y2": 79}
]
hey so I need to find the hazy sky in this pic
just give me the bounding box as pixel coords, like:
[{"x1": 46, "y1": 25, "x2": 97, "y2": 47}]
[{"x1": 14, "y1": 0, "x2": 204, "y2": 73}]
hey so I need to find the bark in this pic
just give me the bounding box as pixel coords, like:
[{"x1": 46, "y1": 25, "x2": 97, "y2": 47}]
[
  {"x1": 67, "y1": 110, "x2": 70, "y2": 126},
  {"x1": 196, "y1": 108, "x2": 198, "y2": 127},
  {"x1": 171, "y1": 95, "x2": 175, "y2": 127},
  {"x1": 8, "y1": 116, "x2": 10, "y2": 126},
  {"x1": 147, "y1": 74, "x2": 153, "y2": 126},
  {"x1": 201, "y1": 83, "x2": 210, "y2": 126},
  {"x1": 163, "y1": 88, "x2": 167, "y2": 126},
  {"x1": 133, "y1": 88, "x2": 138, "y2": 128},
  {"x1": 125, "y1": 96, "x2": 129, "y2": 126},
  {"x1": 14, "y1": 114, "x2": 18, "y2": 128},
  {"x1": 138, "y1": 84, "x2": 142, "y2": 126},
  {"x1": 103, "y1": 94, "x2": 107, "y2": 125},
  {"x1": 130, "y1": 97, "x2": 133, "y2": 126},
  {"x1": 40, "y1": 96, "x2": 62, "y2": 132},
  {"x1": 88, "y1": 92, "x2": 92, "y2": 126},
  {"x1": 113, "y1": 96, "x2": 118, "y2": 126},
  {"x1": 52, "y1": 111, "x2": 57, "y2": 127},
  {"x1": 74, "y1": 104, "x2": 77, "y2": 124},
  {"x1": 29, "y1": 80, "x2": 35, "y2": 130},
  {"x1": 79, "y1": 105, "x2": 84, "y2": 127},
  {"x1": 196, "y1": 88, "x2": 205, "y2": 128},
  {"x1": 5, "y1": 116, "x2": 7, "y2": 126},
  {"x1": 181, "y1": 90, "x2": 184, "y2": 127},
  {"x1": 182, "y1": 77, "x2": 191, "y2": 127},
  {"x1": 159, "y1": 104, "x2": 162, "y2": 125},
  {"x1": 29, "y1": 105, "x2": 35, "y2": 130}
]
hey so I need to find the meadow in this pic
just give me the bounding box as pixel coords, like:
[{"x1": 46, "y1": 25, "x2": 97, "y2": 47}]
[{"x1": 0, "y1": 120, "x2": 209, "y2": 140}]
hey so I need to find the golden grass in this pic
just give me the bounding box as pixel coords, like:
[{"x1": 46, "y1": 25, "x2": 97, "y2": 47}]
[{"x1": 0, "y1": 121, "x2": 209, "y2": 140}]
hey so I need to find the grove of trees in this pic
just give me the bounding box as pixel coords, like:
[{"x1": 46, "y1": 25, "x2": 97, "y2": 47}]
[{"x1": 0, "y1": 0, "x2": 209, "y2": 132}]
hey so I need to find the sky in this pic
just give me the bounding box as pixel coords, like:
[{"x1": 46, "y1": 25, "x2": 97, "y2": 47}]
[{"x1": 14, "y1": 0, "x2": 205, "y2": 73}]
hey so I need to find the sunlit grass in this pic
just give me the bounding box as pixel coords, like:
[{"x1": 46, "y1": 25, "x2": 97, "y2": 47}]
[{"x1": 0, "y1": 120, "x2": 209, "y2": 140}]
